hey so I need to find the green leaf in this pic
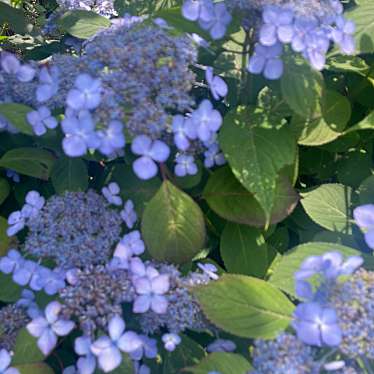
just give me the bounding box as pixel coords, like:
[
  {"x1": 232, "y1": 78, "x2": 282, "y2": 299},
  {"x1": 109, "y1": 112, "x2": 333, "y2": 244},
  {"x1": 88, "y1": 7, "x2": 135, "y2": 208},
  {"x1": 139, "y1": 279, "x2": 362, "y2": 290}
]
[
  {"x1": 280, "y1": 58, "x2": 324, "y2": 118},
  {"x1": 58, "y1": 10, "x2": 111, "y2": 39},
  {"x1": 111, "y1": 164, "x2": 161, "y2": 214},
  {"x1": 12, "y1": 328, "x2": 44, "y2": 365},
  {"x1": 358, "y1": 175, "x2": 374, "y2": 204},
  {"x1": 220, "y1": 223, "x2": 268, "y2": 278},
  {"x1": 0, "y1": 2, "x2": 26, "y2": 33},
  {"x1": 142, "y1": 181, "x2": 206, "y2": 264},
  {"x1": 0, "y1": 148, "x2": 55, "y2": 180},
  {"x1": 0, "y1": 217, "x2": 10, "y2": 256},
  {"x1": 51, "y1": 157, "x2": 88, "y2": 194},
  {"x1": 203, "y1": 167, "x2": 298, "y2": 227},
  {"x1": 162, "y1": 335, "x2": 205, "y2": 374},
  {"x1": 269, "y1": 242, "x2": 374, "y2": 296},
  {"x1": 345, "y1": 111, "x2": 374, "y2": 133},
  {"x1": 186, "y1": 352, "x2": 252, "y2": 374},
  {"x1": 292, "y1": 90, "x2": 351, "y2": 146},
  {"x1": 326, "y1": 55, "x2": 369, "y2": 76},
  {"x1": 0, "y1": 103, "x2": 34, "y2": 135},
  {"x1": 0, "y1": 272, "x2": 22, "y2": 302},
  {"x1": 14, "y1": 363, "x2": 54, "y2": 374},
  {"x1": 194, "y1": 274, "x2": 294, "y2": 339},
  {"x1": 219, "y1": 107, "x2": 297, "y2": 223},
  {"x1": 346, "y1": 2, "x2": 374, "y2": 54},
  {"x1": 0, "y1": 178, "x2": 10, "y2": 205},
  {"x1": 300, "y1": 183, "x2": 353, "y2": 234}
]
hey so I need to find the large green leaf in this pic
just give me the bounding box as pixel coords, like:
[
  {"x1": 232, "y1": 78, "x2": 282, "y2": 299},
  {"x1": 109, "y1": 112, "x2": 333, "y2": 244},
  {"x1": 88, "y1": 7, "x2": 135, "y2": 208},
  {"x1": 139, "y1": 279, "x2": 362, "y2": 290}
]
[
  {"x1": 0, "y1": 148, "x2": 55, "y2": 180},
  {"x1": 0, "y1": 178, "x2": 10, "y2": 205},
  {"x1": 358, "y1": 175, "x2": 374, "y2": 204},
  {"x1": 51, "y1": 157, "x2": 88, "y2": 194},
  {"x1": 58, "y1": 10, "x2": 111, "y2": 39},
  {"x1": 142, "y1": 181, "x2": 206, "y2": 264},
  {"x1": 220, "y1": 223, "x2": 268, "y2": 278},
  {"x1": 0, "y1": 103, "x2": 34, "y2": 135},
  {"x1": 345, "y1": 111, "x2": 374, "y2": 133},
  {"x1": 300, "y1": 184, "x2": 353, "y2": 234},
  {"x1": 186, "y1": 352, "x2": 252, "y2": 374},
  {"x1": 280, "y1": 58, "x2": 324, "y2": 118},
  {"x1": 12, "y1": 328, "x2": 44, "y2": 365},
  {"x1": 0, "y1": 2, "x2": 26, "y2": 33},
  {"x1": 219, "y1": 107, "x2": 297, "y2": 223},
  {"x1": 269, "y1": 242, "x2": 374, "y2": 296},
  {"x1": 194, "y1": 274, "x2": 294, "y2": 339},
  {"x1": 203, "y1": 167, "x2": 298, "y2": 227},
  {"x1": 346, "y1": 2, "x2": 374, "y2": 54}
]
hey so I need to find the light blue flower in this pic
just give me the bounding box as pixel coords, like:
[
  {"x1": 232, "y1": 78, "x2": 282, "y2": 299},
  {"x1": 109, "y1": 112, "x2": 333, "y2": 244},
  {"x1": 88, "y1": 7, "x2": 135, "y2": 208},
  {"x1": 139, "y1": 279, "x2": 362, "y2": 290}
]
[
  {"x1": 207, "y1": 339, "x2": 236, "y2": 353},
  {"x1": 27, "y1": 301, "x2": 75, "y2": 355},
  {"x1": 91, "y1": 315, "x2": 142, "y2": 373},
  {"x1": 36, "y1": 66, "x2": 59, "y2": 103},
  {"x1": 114, "y1": 230, "x2": 144, "y2": 262},
  {"x1": 1, "y1": 53, "x2": 36, "y2": 82},
  {"x1": 205, "y1": 67, "x2": 228, "y2": 101},
  {"x1": 175, "y1": 154, "x2": 198, "y2": 177},
  {"x1": 74, "y1": 336, "x2": 96, "y2": 374},
  {"x1": 97, "y1": 120, "x2": 125, "y2": 156},
  {"x1": 0, "y1": 349, "x2": 20, "y2": 374},
  {"x1": 172, "y1": 115, "x2": 190, "y2": 151},
  {"x1": 27, "y1": 106, "x2": 58, "y2": 136},
  {"x1": 204, "y1": 143, "x2": 225, "y2": 168},
  {"x1": 66, "y1": 74, "x2": 102, "y2": 111},
  {"x1": 162, "y1": 333, "x2": 181, "y2": 352},
  {"x1": 0, "y1": 250, "x2": 23, "y2": 274},
  {"x1": 197, "y1": 262, "x2": 219, "y2": 280},
  {"x1": 120, "y1": 200, "x2": 137, "y2": 229},
  {"x1": 198, "y1": 2, "x2": 231, "y2": 40},
  {"x1": 102, "y1": 182, "x2": 122, "y2": 206},
  {"x1": 131, "y1": 135, "x2": 170, "y2": 180},
  {"x1": 182, "y1": 0, "x2": 214, "y2": 22},
  {"x1": 353, "y1": 204, "x2": 374, "y2": 249}
]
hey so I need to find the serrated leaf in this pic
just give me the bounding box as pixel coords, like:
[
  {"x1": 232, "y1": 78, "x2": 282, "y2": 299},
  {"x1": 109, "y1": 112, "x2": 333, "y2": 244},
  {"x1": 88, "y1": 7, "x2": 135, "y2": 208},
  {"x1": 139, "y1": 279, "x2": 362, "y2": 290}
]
[
  {"x1": 194, "y1": 274, "x2": 294, "y2": 339},
  {"x1": 12, "y1": 328, "x2": 44, "y2": 365},
  {"x1": 186, "y1": 352, "x2": 251, "y2": 374},
  {"x1": 0, "y1": 148, "x2": 55, "y2": 180},
  {"x1": 346, "y1": 2, "x2": 374, "y2": 54},
  {"x1": 142, "y1": 181, "x2": 206, "y2": 264},
  {"x1": 269, "y1": 242, "x2": 374, "y2": 296},
  {"x1": 219, "y1": 107, "x2": 297, "y2": 223},
  {"x1": 58, "y1": 10, "x2": 111, "y2": 39},
  {"x1": 0, "y1": 103, "x2": 34, "y2": 135},
  {"x1": 51, "y1": 157, "x2": 88, "y2": 194},
  {"x1": 203, "y1": 167, "x2": 298, "y2": 227},
  {"x1": 300, "y1": 183, "x2": 353, "y2": 234},
  {"x1": 280, "y1": 58, "x2": 324, "y2": 118},
  {"x1": 220, "y1": 223, "x2": 268, "y2": 277}
]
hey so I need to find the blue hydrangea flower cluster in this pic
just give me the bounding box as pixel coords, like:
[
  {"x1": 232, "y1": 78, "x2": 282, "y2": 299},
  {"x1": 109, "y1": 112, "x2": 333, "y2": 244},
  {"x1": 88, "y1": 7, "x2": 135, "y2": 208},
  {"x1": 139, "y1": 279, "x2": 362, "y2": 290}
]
[
  {"x1": 0, "y1": 20, "x2": 228, "y2": 180},
  {"x1": 0, "y1": 185, "x2": 219, "y2": 372},
  {"x1": 16, "y1": 190, "x2": 122, "y2": 269},
  {"x1": 56, "y1": 0, "x2": 116, "y2": 17},
  {"x1": 181, "y1": 0, "x2": 355, "y2": 79}
]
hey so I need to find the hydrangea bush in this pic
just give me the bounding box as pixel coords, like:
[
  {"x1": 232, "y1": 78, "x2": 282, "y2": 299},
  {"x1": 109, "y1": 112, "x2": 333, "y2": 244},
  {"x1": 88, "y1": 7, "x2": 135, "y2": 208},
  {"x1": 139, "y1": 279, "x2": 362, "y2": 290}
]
[{"x1": 0, "y1": 0, "x2": 374, "y2": 373}]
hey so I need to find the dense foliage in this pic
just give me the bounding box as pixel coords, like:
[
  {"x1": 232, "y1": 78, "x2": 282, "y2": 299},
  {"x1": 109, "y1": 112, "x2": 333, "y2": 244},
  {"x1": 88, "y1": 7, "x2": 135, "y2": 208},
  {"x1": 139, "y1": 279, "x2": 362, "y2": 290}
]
[{"x1": 0, "y1": 0, "x2": 374, "y2": 373}]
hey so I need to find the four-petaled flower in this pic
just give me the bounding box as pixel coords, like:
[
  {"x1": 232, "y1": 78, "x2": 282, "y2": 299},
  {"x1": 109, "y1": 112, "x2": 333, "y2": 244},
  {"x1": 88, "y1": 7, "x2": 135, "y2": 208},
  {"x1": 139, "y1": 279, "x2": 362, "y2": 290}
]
[
  {"x1": 66, "y1": 74, "x2": 102, "y2": 111},
  {"x1": 162, "y1": 333, "x2": 181, "y2": 352},
  {"x1": 91, "y1": 315, "x2": 142, "y2": 373},
  {"x1": 175, "y1": 154, "x2": 198, "y2": 177},
  {"x1": 205, "y1": 67, "x2": 228, "y2": 101},
  {"x1": 36, "y1": 66, "x2": 59, "y2": 103},
  {"x1": 198, "y1": 2, "x2": 231, "y2": 40},
  {"x1": 131, "y1": 135, "x2": 170, "y2": 180},
  {"x1": 1, "y1": 53, "x2": 35, "y2": 82},
  {"x1": 114, "y1": 230, "x2": 145, "y2": 263},
  {"x1": 132, "y1": 263, "x2": 170, "y2": 314},
  {"x1": 120, "y1": 200, "x2": 137, "y2": 229},
  {"x1": 74, "y1": 336, "x2": 96, "y2": 374},
  {"x1": 27, "y1": 106, "x2": 58, "y2": 136},
  {"x1": 27, "y1": 301, "x2": 75, "y2": 355},
  {"x1": 172, "y1": 115, "x2": 190, "y2": 151},
  {"x1": 97, "y1": 120, "x2": 126, "y2": 156},
  {"x1": 102, "y1": 182, "x2": 122, "y2": 206},
  {"x1": 292, "y1": 302, "x2": 342, "y2": 347}
]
